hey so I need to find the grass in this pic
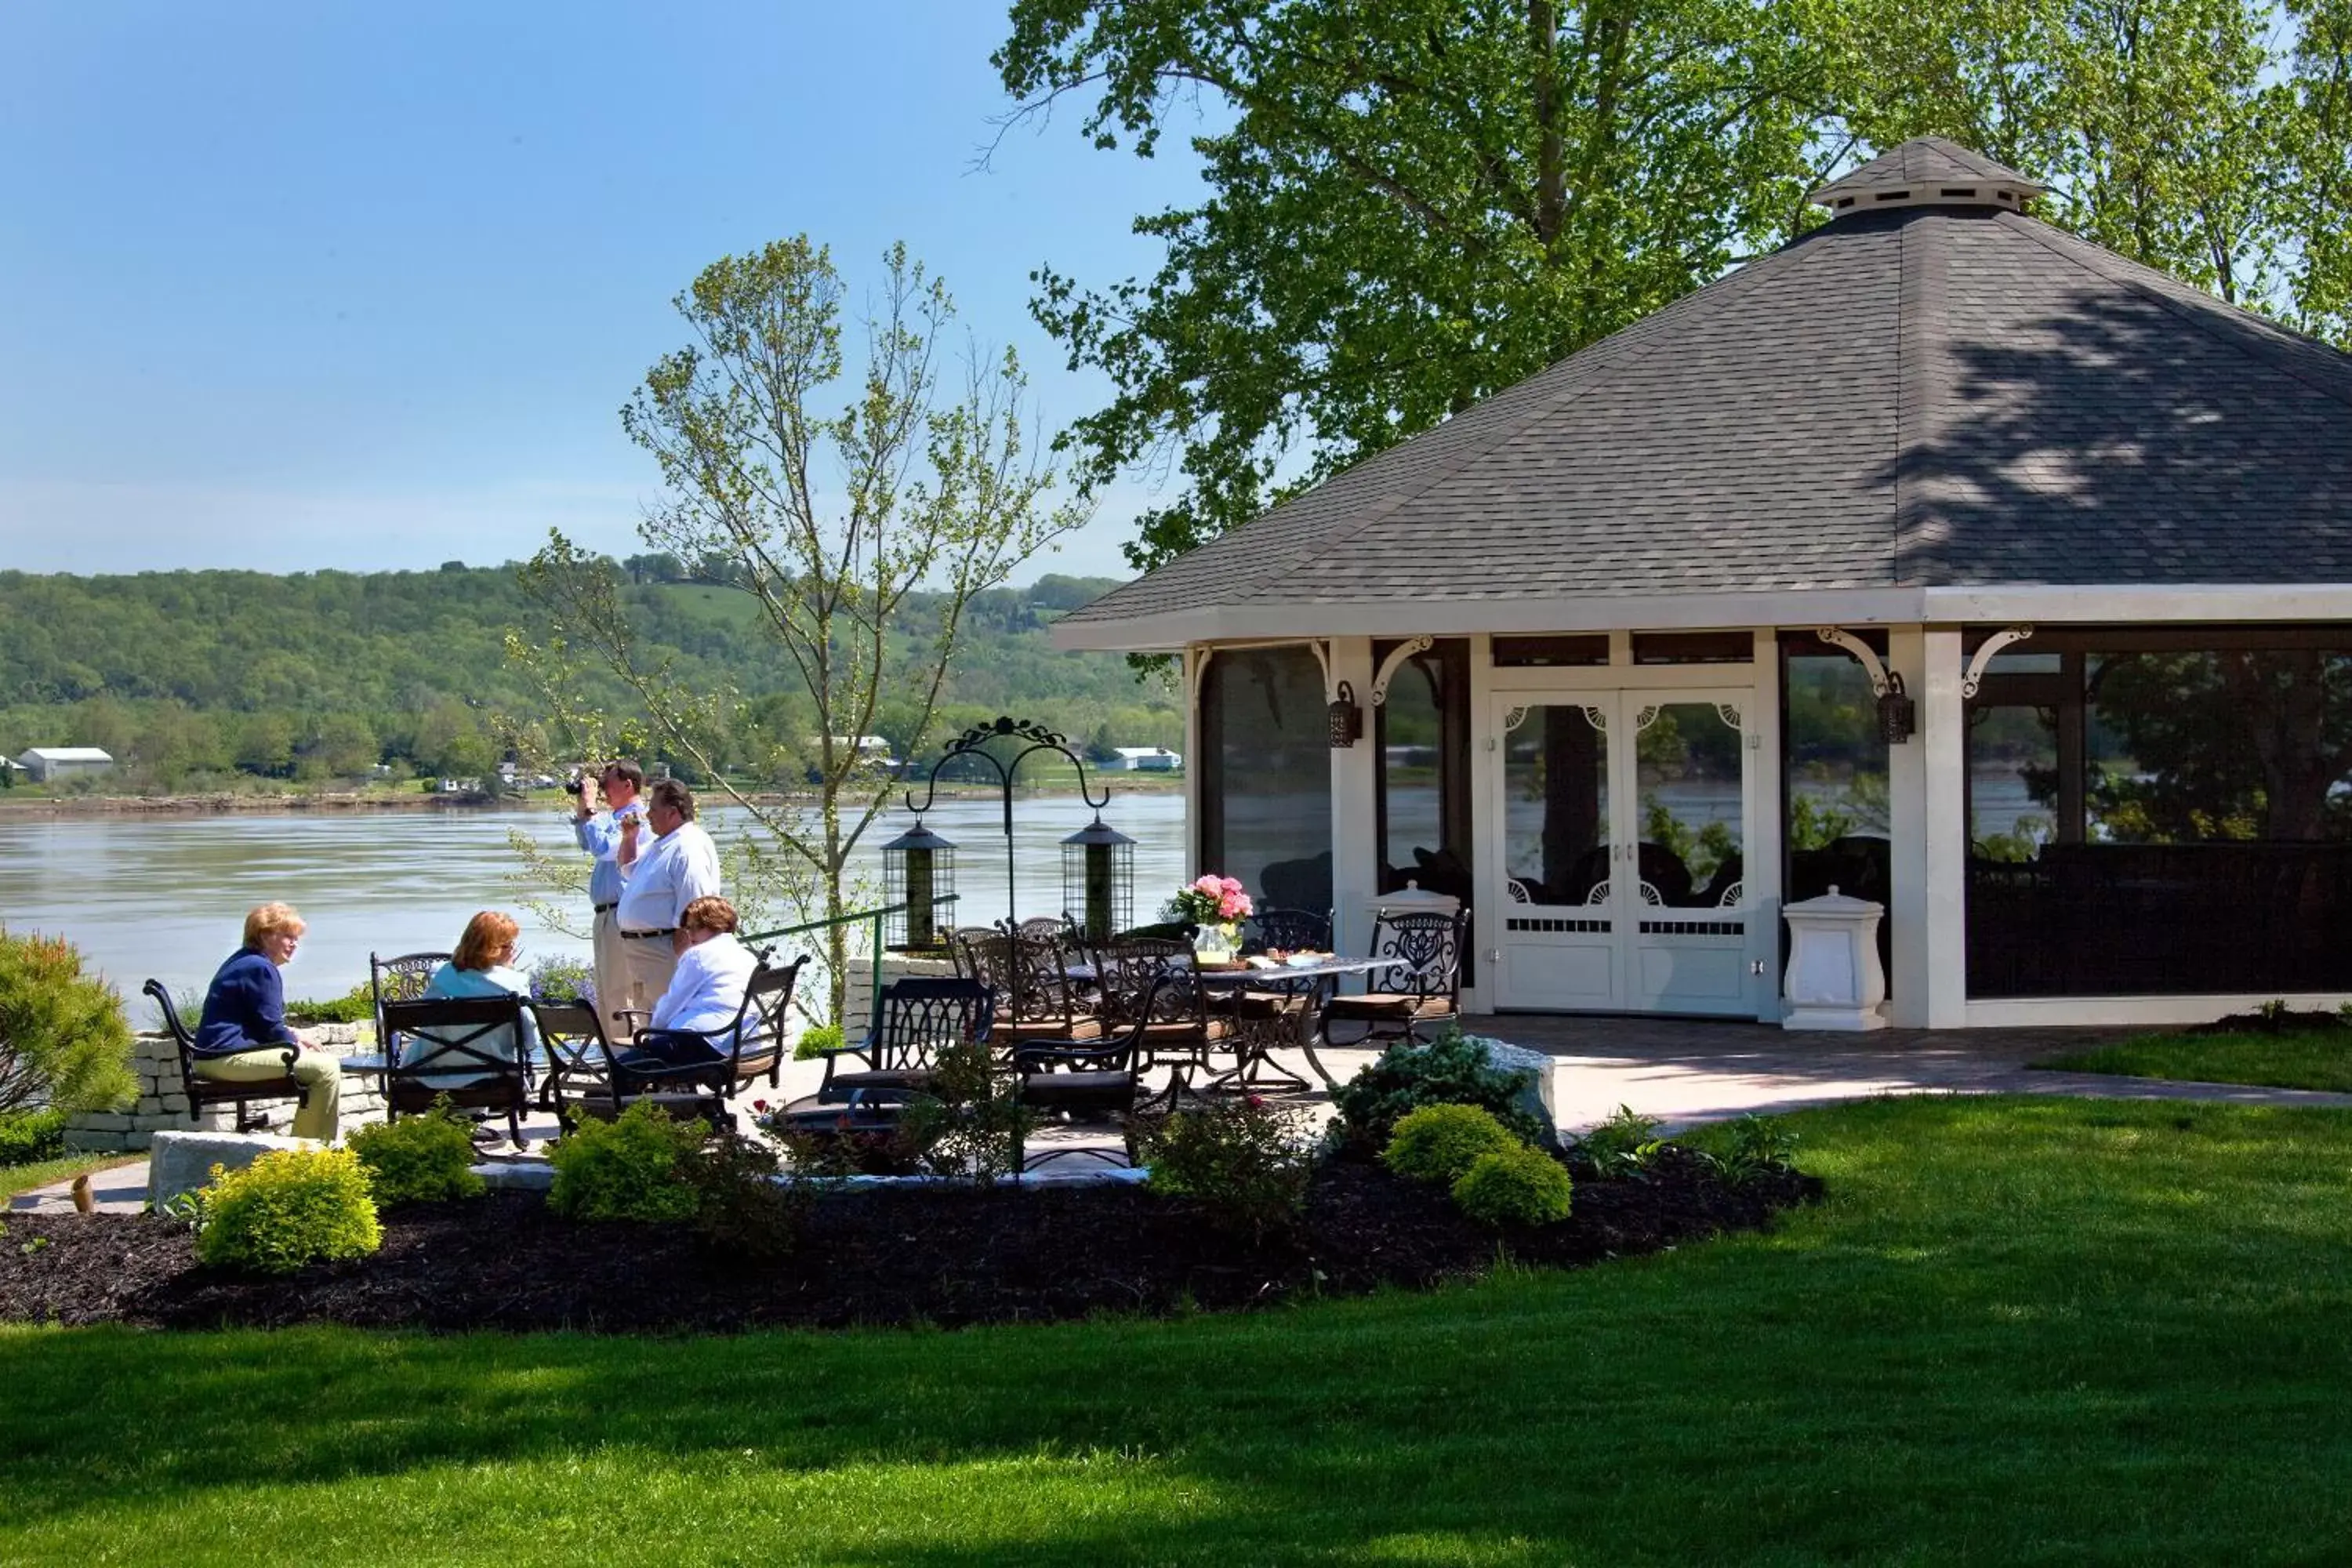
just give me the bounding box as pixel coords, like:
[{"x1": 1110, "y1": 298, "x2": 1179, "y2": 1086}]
[
  {"x1": 2034, "y1": 1028, "x2": 2352, "y2": 1092},
  {"x1": 5, "y1": 1098, "x2": 2352, "y2": 1564}
]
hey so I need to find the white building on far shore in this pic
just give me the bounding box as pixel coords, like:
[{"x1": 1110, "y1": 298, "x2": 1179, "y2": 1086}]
[
  {"x1": 16, "y1": 747, "x2": 115, "y2": 783},
  {"x1": 1103, "y1": 746, "x2": 1183, "y2": 772}
]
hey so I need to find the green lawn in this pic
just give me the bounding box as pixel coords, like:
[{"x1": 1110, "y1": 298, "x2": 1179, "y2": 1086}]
[
  {"x1": 2, "y1": 1152, "x2": 139, "y2": 1200},
  {"x1": 5, "y1": 1098, "x2": 2352, "y2": 1565},
  {"x1": 2035, "y1": 1029, "x2": 2352, "y2": 1092}
]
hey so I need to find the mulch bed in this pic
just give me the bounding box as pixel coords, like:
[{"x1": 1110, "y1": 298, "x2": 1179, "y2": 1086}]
[{"x1": 0, "y1": 1149, "x2": 1819, "y2": 1334}]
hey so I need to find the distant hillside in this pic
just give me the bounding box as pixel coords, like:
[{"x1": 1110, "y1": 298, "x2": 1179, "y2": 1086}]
[{"x1": 0, "y1": 562, "x2": 1176, "y2": 789}]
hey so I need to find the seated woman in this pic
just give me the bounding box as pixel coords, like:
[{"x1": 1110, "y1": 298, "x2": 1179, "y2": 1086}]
[
  {"x1": 622, "y1": 896, "x2": 759, "y2": 1070},
  {"x1": 408, "y1": 910, "x2": 541, "y2": 1086},
  {"x1": 193, "y1": 902, "x2": 343, "y2": 1142}
]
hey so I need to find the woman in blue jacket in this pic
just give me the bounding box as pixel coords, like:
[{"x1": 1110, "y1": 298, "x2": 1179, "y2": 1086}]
[{"x1": 193, "y1": 902, "x2": 343, "y2": 1141}]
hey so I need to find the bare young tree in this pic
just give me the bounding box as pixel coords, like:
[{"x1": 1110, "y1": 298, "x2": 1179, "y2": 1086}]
[{"x1": 517, "y1": 238, "x2": 1089, "y2": 1014}]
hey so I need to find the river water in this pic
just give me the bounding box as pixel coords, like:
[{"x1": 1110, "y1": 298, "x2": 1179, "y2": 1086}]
[{"x1": 0, "y1": 793, "x2": 1191, "y2": 1010}]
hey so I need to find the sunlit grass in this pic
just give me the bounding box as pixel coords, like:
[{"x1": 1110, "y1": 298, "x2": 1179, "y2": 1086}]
[
  {"x1": 5, "y1": 1098, "x2": 2352, "y2": 1564},
  {"x1": 2, "y1": 1152, "x2": 139, "y2": 1200},
  {"x1": 2034, "y1": 1028, "x2": 2352, "y2": 1092}
]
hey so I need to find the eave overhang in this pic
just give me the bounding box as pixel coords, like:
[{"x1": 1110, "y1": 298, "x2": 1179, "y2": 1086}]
[{"x1": 1049, "y1": 584, "x2": 2352, "y2": 652}]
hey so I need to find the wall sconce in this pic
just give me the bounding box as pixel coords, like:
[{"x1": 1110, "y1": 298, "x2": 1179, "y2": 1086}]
[
  {"x1": 1877, "y1": 673, "x2": 1917, "y2": 744},
  {"x1": 1327, "y1": 680, "x2": 1363, "y2": 748}
]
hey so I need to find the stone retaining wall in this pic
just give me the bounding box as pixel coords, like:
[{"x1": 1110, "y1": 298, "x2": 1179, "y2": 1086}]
[
  {"x1": 65, "y1": 1026, "x2": 389, "y2": 1152},
  {"x1": 840, "y1": 955, "x2": 957, "y2": 1040}
]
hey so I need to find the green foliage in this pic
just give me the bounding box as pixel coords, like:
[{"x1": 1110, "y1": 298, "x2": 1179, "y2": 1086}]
[
  {"x1": 1708, "y1": 1114, "x2": 1799, "y2": 1186},
  {"x1": 1333, "y1": 1029, "x2": 1548, "y2": 1152},
  {"x1": 1575, "y1": 1105, "x2": 1668, "y2": 1174},
  {"x1": 0, "y1": 928, "x2": 136, "y2": 1118},
  {"x1": 2035, "y1": 1028, "x2": 2352, "y2": 1094},
  {"x1": 793, "y1": 1021, "x2": 844, "y2": 1062},
  {"x1": 678, "y1": 1134, "x2": 806, "y2": 1262},
  {"x1": 0, "y1": 1109, "x2": 68, "y2": 1167},
  {"x1": 1382, "y1": 1103, "x2": 1526, "y2": 1187},
  {"x1": 525, "y1": 956, "x2": 594, "y2": 1004},
  {"x1": 545, "y1": 1102, "x2": 705, "y2": 1224},
  {"x1": 347, "y1": 1103, "x2": 486, "y2": 1207},
  {"x1": 193, "y1": 1149, "x2": 383, "y2": 1275},
  {"x1": 1133, "y1": 1096, "x2": 1316, "y2": 1242},
  {"x1": 1450, "y1": 1144, "x2": 1575, "y2": 1229},
  {"x1": 284, "y1": 982, "x2": 376, "y2": 1026},
  {"x1": 890, "y1": 1040, "x2": 1032, "y2": 1189}
]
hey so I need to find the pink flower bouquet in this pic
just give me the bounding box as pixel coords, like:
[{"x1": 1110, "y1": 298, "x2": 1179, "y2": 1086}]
[{"x1": 1168, "y1": 873, "x2": 1254, "y2": 926}]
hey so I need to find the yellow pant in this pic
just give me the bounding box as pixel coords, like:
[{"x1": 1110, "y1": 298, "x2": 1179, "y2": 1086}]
[{"x1": 194, "y1": 1046, "x2": 342, "y2": 1142}]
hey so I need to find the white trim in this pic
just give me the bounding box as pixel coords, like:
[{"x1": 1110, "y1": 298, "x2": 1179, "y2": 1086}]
[
  {"x1": 1885, "y1": 627, "x2": 1930, "y2": 1026},
  {"x1": 1918, "y1": 629, "x2": 1969, "y2": 1028},
  {"x1": 1489, "y1": 662, "x2": 1753, "y2": 693},
  {"x1": 1369, "y1": 634, "x2": 1434, "y2": 706},
  {"x1": 1965, "y1": 994, "x2": 2352, "y2": 1029},
  {"x1": 1051, "y1": 583, "x2": 2352, "y2": 652}
]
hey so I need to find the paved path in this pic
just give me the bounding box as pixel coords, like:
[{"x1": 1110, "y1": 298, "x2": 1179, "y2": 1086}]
[{"x1": 18, "y1": 1017, "x2": 2352, "y2": 1216}]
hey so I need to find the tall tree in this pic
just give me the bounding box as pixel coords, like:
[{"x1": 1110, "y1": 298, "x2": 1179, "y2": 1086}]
[
  {"x1": 1004, "y1": 0, "x2": 2352, "y2": 575},
  {"x1": 517, "y1": 238, "x2": 1087, "y2": 1014}
]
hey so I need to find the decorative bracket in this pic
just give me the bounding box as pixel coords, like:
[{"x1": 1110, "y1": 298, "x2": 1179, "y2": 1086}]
[
  {"x1": 1815, "y1": 626, "x2": 1895, "y2": 698},
  {"x1": 1370, "y1": 634, "x2": 1435, "y2": 706},
  {"x1": 1960, "y1": 625, "x2": 2036, "y2": 700}
]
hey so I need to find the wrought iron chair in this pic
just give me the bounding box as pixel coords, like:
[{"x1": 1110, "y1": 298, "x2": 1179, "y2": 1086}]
[
  {"x1": 370, "y1": 949, "x2": 452, "y2": 1062},
  {"x1": 1000, "y1": 927, "x2": 1104, "y2": 1045},
  {"x1": 605, "y1": 954, "x2": 808, "y2": 1128},
  {"x1": 946, "y1": 926, "x2": 1004, "y2": 981},
  {"x1": 143, "y1": 978, "x2": 302, "y2": 1133},
  {"x1": 379, "y1": 993, "x2": 532, "y2": 1145},
  {"x1": 1089, "y1": 938, "x2": 1231, "y2": 1094},
  {"x1": 810, "y1": 976, "x2": 996, "y2": 1105},
  {"x1": 1009, "y1": 971, "x2": 1168, "y2": 1174},
  {"x1": 1320, "y1": 906, "x2": 1471, "y2": 1049},
  {"x1": 1014, "y1": 915, "x2": 1074, "y2": 941},
  {"x1": 525, "y1": 998, "x2": 616, "y2": 1120}
]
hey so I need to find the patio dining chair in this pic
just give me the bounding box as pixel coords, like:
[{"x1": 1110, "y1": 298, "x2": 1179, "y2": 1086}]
[
  {"x1": 1009, "y1": 971, "x2": 1169, "y2": 1174},
  {"x1": 604, "y1": 953, "x2": 808, "y2": 1129},
  {"x1": 810, "y1": 975, "x2": 995, "y2": 1105},
  {"x1": 1000, "y1": 927, "x2": 1104, "y2": 1046},
  {"x1": 379, "y1": 993, "x2": 532, "y2": 1146},
  {"x1": 524, "y1": 998, "x2": 616, "y2": 1120},
  {"x1": 143, "y1": 978, "x2": 303, "y2": 1134},
  {"x1": 1089, "y1": 938, "x2": 1231, "y2": 1093},
  {"x1": 1320, "y1": 906, "x2": 1471, "y2": 1050},
  {"x1": 370, "y1": 949, "x2": 452, "y2": 1062}
]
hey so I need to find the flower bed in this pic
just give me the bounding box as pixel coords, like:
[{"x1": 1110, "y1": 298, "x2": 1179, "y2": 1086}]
[{"x1": 0, "y1": 1146, "x2": 1817, "y2": 1334}]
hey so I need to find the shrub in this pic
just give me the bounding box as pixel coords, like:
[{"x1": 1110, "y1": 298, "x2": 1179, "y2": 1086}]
[
  {"x1": 1708, "y1": 1113, "x2": 1799, "y2": 1185},
  {"x1": 347, "y1": 1102, "x2": 486, "y2": 1206},
  {"x1": 1575, "y1": 1104, "x2": 1668, "y2": 1174},
  {"x1": 284, "y1": 982, "x2": 375, "y2": 1025},
  {"x1": 1451, "y1": 1144, "x2": 1574, "y2": 1229},
  {"x1": 681, "y1": 1134, "x2": 806, "y2": 1261},
  {"x1": 1333, "y1": 1027, "x2": 1547, "y2": 1152},
  {"x1": 793, "y1": 1021, "x2": 844, "y2": 1062},
  {"x1": 1384, "y1": 1103, "x2": 1526, "y2": 1185},
  {"x1": 0, "y1": 928, "x2": 136, "y2": 1118},
  {"x1": 194, "y1": 1148, "x2": 383, "y2": 1274},
  {"x1": 0, "y1": 1108, "x2": 68, "y2": 1167},
  {"x1": 891, "y1": 1039, "x2": 1032, "y2": 1189},
  {"x1": 546, "y1": 1102, "x2": 704, "y2": 1223},
  {"x1": 1133, "y1": 1095, "x2": 1316, "y2": 1242}
]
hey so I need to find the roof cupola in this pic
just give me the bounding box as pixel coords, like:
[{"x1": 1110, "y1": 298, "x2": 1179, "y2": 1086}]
[{"x1": 1808, "y1": 136, "x2": 2047, "y2": 220}]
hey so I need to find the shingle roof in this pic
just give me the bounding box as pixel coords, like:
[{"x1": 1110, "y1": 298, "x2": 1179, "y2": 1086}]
[
  {"x1": 1060, "y1": 140, "x2": 2352, "y2": 640},
  {"x1": 1808, "y1": 136, "x2": 2045, "y2": 207}
]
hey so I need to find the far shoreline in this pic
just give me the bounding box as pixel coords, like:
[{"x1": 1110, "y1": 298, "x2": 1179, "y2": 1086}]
[{"x1": 0, "y1": 773, "x2": 1186, "y2": 819}]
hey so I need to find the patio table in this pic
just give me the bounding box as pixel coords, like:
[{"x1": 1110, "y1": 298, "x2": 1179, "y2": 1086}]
[{"x1": 1066, "y1": 956, "x2": 1387, "y2": 1091}]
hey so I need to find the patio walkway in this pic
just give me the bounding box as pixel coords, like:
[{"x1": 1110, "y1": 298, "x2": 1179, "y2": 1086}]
[{"x1": 19, "y1": 1014, "x2": 2352, "y2": 1216}]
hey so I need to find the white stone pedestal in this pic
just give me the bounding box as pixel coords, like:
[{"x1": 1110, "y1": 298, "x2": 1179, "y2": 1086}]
[{"x1": 1781, "y1": 887, "x2": 1889, "y2": 1031}]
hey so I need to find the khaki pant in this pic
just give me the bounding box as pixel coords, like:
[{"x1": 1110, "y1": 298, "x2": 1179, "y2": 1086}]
[
  {"x1": 590, "y1": 906, "x2": 631, "y2": 1035},
  {"x1": 194, "y1": 1046, "x2": 342, "y2": 1142},
  {"x1": 617, "y1": 934, "x2": 681, "y2": 1036}
]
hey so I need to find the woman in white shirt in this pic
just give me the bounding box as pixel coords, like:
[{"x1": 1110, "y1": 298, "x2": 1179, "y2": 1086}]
[{"x1": 626, "y1": 895, "x2": 759, "y2": 1068}]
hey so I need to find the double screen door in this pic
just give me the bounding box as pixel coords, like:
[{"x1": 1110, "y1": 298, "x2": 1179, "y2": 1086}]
[{"x1": 1490, "y1": 688, "x2": 1758, "y2": 1014}]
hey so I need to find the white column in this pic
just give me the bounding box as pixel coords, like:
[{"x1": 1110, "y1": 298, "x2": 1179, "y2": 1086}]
[
  {"x1": 1464, "y1": 633, "x2": 1494, "y2": 1013},
  {"x1": 1886, "y1": 626, "x2": 1969, "y2": 1027},
  {"x1": 1918, "y1": 627, "x2": 1969, "y2": 1027},
  {"x1": 1327, "y1": 637, "x2": 1378, "y2": 961},
  {"x1": 1748, "y1": 629, "x2": 1784, "y2": 1022}
]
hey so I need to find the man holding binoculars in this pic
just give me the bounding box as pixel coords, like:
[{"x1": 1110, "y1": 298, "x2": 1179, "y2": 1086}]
[{"x1": 571, "y1": 760, "x2": 646, "y2": 1030}]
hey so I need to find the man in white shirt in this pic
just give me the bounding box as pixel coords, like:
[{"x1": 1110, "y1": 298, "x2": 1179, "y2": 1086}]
[{"x1": 614, "y1": 777, "x2": 722, "y2": 1020}]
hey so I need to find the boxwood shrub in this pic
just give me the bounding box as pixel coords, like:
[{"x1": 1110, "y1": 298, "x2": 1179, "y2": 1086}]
[
  {"x1": 1451, "y1": 1143, "x2": 1574, "y2": 1229},
  {"x1": 194, "y1": 1148, "x2": 383, "y2": 1274},
  {"x1": 546, "y1": 1102, "x2": 704, "y2": 1223},
  {"x1": 347, "y1": 1102, "x2": 486, "y2": 1207},
  {"x1": 1383, "y1": 1103, "x2": 1526, "y2": 1186}
]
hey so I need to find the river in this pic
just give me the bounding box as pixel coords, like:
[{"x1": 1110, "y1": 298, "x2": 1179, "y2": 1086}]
[{"x1": 0, "y1": 793, "x2": 1191, "y2": 1010}]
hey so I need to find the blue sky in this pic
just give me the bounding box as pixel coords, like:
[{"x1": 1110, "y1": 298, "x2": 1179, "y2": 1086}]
[{"x1": 0, "y1": 1, "x2": 1208, "y2": 580}]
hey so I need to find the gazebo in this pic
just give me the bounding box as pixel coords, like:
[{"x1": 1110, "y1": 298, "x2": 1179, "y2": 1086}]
[{"x1": 1051, "y1": 138, "x2": 2352, "y2": 1029}]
